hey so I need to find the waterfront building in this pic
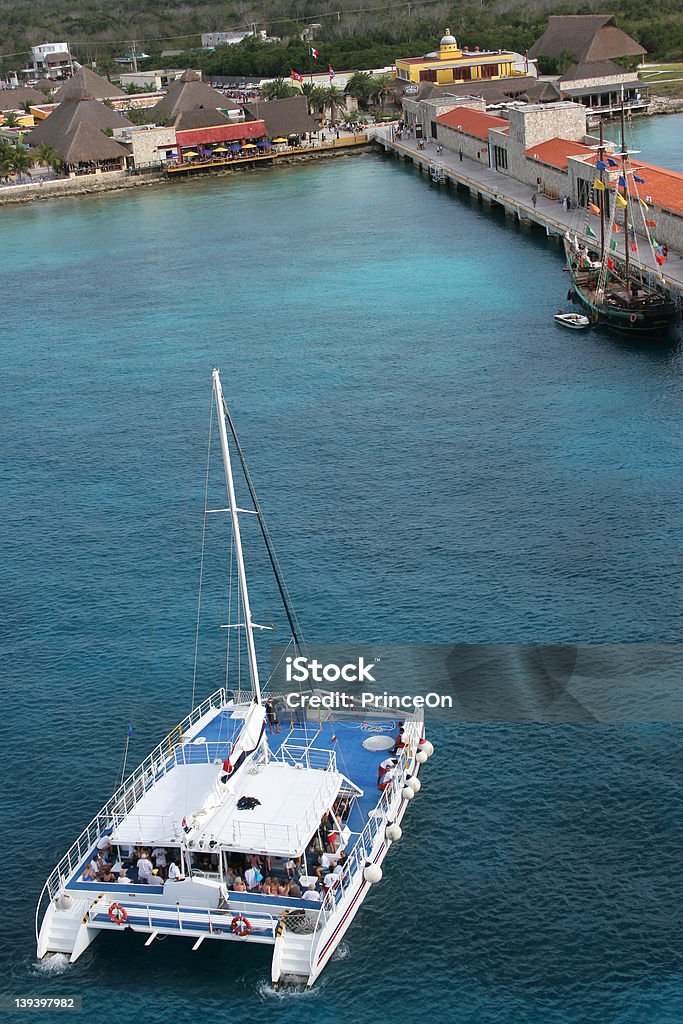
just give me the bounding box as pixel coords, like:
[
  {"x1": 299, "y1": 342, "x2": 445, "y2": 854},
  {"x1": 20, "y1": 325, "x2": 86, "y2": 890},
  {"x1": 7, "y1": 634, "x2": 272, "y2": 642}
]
[
  {"x1": 395, "y1": 29, "x2": 534, "y2": 87},
  {"x1": 0, "y1": 87, "x2": 49, "y2": 112},
  {"x1": 150, "y1": 70, "x2": 232, "y2": 123},
  {"x1": 529, "y1": 15, "x2": 645, "y2": 65},
  {"x1": 242, "y1": 97, "x2": 319, "y2": 139},
  {"x1": 26, "y1": 93, "x2": 133, "y2": 152},
  {"x1": 54, "y1": 67, "x2": 124, "y2": 102},
  {"x1": 557, "y1": 60, "x2": 647, "y2": 118},
  {"x1": 119, "y1": 69, "x2": 201, "y2": 92}
]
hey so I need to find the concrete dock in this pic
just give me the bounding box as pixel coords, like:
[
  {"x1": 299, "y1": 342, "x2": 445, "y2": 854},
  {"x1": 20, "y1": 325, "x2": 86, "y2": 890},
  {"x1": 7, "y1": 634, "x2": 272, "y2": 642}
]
[{"x1": 374, "y1": 127, "x2": 683, "y2": 306}]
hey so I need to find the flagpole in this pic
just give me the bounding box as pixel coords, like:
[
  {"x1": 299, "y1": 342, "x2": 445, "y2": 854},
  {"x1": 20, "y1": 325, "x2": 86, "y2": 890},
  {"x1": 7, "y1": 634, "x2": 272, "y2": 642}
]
[{"x1": 599, "y1": 120, "x2": 605, "y2": 259}]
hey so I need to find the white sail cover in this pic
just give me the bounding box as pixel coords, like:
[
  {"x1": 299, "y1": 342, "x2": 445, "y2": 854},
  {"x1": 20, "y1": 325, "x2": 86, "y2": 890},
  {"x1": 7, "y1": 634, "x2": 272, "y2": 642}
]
[{"x1": 189, "y1": 703, "x2": 266, "y2": 830}]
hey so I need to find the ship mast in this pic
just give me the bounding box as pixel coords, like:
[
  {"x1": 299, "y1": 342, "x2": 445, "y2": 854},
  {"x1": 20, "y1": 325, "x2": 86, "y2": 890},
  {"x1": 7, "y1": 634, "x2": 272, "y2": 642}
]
[
  {"x1": 212, "y1": 368, "x2": 263, "y2": 706},
  {"x1": 598, "y1": 120, "x2": 605, "y2": 258},
  {"x1": 620, "y1": 97, "x2": 630, "y2": 295}
]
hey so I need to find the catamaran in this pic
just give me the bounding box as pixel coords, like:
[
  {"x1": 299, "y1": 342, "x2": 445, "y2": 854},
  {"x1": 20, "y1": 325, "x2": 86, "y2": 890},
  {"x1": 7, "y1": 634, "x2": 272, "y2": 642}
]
[{"x1": 35, "y1": 368, "x2": 432, "y2": 987}]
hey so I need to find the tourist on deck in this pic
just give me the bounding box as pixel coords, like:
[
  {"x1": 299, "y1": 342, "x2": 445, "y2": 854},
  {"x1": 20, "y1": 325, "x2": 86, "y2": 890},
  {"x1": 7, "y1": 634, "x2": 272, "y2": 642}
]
[
  {"x1": 118, "y1": 869, "x2": 132, "y2": 884},
  {"x1": 151, "y1": 847, "x2": 168, "y2": 879},
  {"x1": 323, "y1": 866, "x2": 339, "y2": 890},
  {"x1": 101, "y1": 865, "x2": 117, "y2": 883},
  {"x1": 136, "y1": 854, "x2": 154, "y2": 884},
  {"x1": 314, "y1": 850, "x2": 336, "y2": 879},
  {"x1": 391, "y1": 723, "x2": 407, "y2": 754},
  {"x1": 378, "y1": 767, "x2": 396, "y2": 792},
  {"x1": 378, "y1": 756, "x2": 398, "y2": 785},
  {"x1": 168, "y1": 859, "x2": 185, "y2": 882},
  {"x1": 278, "y1": 880, "x2": 291, "y2": 897},
  {"x1": 289, "y1": 882, "x2": 302, "y2": 898},
  {"x1": 303, "y1": 883, "x2": 322, "y2": 902},
  {"x1": 265, "y1": 698, "x2": 281, "y2": 734},
  {"x1": 285, "y1": 857, "x2": 298, "y2": 879},
  {"x1": 82, "y1": 861, "x2": 98, "y2": 881},
  {"x1": 232, "y1": 877, "x2": 247, "y2": 892},
  {"x1": 245, "y1": 865, "x2": 263, "y2": 890}
]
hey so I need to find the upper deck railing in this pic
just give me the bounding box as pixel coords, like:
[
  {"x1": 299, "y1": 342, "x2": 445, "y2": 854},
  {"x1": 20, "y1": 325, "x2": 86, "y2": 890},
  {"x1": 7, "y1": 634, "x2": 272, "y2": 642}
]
[
  {"x1": 36, "y1": 687, "x2": 228, "y2": 930},
  {"x1": 308, "y1": 714, "x2": 424, "y2": 972}
]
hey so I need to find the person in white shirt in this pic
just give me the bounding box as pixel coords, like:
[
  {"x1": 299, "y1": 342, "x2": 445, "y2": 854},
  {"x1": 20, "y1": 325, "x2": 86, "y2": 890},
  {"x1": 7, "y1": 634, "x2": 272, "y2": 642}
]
[
  {"x1": 151, "y1": 848, "x2": 168, "y2": 879},
  {"x1": 302, "y1": 884, "x2": 322, "y2": 902},
  {"x1": 315, "y1": 851, "x2": 335, "y2": 879},
  {"x1": 168, "y1": 860, "x2": 184, "y2": 882},
  {"x1": 118, "y1": 869, "x2": 132, "y2": 885},
  {"x1": 136, "y1": 856, "x2": 154, "y2": 883},
  {"x1": 323, "y1": 869, "x2": 338, "y2": 890},
  {"x1": 245, "y1": 866, "x2": 263, "y2": 890}
]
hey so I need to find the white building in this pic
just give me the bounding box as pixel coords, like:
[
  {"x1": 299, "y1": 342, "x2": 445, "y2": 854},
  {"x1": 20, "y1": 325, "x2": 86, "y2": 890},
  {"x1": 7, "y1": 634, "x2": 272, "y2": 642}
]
[{"x1": 28, "y1": 43, "x2": 74, "y2": 80}]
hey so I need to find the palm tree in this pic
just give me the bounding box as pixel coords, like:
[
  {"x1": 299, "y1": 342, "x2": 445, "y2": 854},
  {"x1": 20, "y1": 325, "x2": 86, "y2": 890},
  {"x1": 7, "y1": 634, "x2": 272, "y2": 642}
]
[
  {"x1": 36, "y1": 143, "x2": 63, "y2": 177},
  {"x1": 369, "y1": 73, "x2": 394, "y2": 112},
  {"x1": 345, "y1": 72, "x2": 373, "y2": 107},
  {"x1": 260, "y1": 77, "x2": 297, "y2": 100},
  {"x1": 301, "y1": 82, "x2": 328, "y2": 115},
  {"x1": 324, "y1": 85, "x2": 345, "y2": 125},
  {"x1": 3, "y1": 111, "x2": 20, "y2": 128},
  {"x1": 7, "y1": 143, "x2": 33, "y2": 182}
]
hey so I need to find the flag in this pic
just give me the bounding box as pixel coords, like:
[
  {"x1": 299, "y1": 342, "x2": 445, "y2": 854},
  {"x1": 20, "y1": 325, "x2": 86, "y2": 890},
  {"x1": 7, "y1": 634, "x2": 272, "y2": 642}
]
[
  {"x1": 618, "y1": 175, "x2": 627, "y2": 188},
  {"x1": 645, "y1": 219, "x2": 657, "y2": 227},
  {"x1": 588, "y1": 203, "x2": 601, "y2": 216},
  {"x1": 593, "y1": 178, "x2": 605, "y2": 191},
  {"x1": 331, "y1": 734, "x2": 337, "y2": 742},
  {"x1": 614, "y1": 223, "x2": 621, "y2": 233},
  {"x1": 633, "y1": 174, "x2": 646, "y2": 183},
  {"x1": 609, "y1": 239, "x2": 617, "y2": 250},
  {"x1": 291, "y1": 70, "x2": 303, "y2": 82},
  {"x1": 629, "y1": 228, "x2": 635, "y2": 240},
  {"x1": 616, "y1": 193, "x2": 627, "y2": 208},
  {"x1": 596, "y1": 159, "x2": 607, "y2": 171},
  {"x1": 607, "y1": 158, "x2": 618, "y2": 167},
  {"x1": 128, "y1": 723, "x2": 134, "y2": 737},
  {"x1": 639, "y1": 198, "x2": 648, "y2": 210},
  {"x1": 607, "y1": 257, "x2": 615, "y2": 271},
  {"x1": 328, "y1": 65, "x2": 335, "y2": 78},
  {"x1": 655, "y1": 252, "x2": 666, "y2": 266},
  {"x1": 630, "y1": 242, "x2": 637, "y2": 252},
  {"x1": 586, "y1": 225, "x2": 597, "y2": 238},
  {"x1": 309, "y1": 46, "x2": 319, "y2": 59}
]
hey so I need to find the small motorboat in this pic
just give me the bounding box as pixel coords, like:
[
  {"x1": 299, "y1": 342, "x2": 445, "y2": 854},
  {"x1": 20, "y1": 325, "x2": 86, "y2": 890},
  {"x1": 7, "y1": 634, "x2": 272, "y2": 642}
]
[{"x1": 554, "y1": 311, "x2": 590, "y2": 330}]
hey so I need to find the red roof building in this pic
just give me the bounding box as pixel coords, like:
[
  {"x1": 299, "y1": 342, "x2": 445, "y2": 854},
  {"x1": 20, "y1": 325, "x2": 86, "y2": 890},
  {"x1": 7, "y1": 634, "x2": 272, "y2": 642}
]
[
  {"x1": 175, "y1": 119, "x2": 265, "y2": 149},
  {"x1": 525, "y1": 137, "x2": 592, "y2": 170},
  {"x1": 436, "y1": 106, "x2": 509, "y2": 140}
]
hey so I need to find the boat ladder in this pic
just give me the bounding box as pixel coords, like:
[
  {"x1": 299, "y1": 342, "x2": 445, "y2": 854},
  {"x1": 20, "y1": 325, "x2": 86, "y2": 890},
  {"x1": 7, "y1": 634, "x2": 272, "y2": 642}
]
[{"x1": 430, "y1": 164, "x2": 446, "y2": 183}]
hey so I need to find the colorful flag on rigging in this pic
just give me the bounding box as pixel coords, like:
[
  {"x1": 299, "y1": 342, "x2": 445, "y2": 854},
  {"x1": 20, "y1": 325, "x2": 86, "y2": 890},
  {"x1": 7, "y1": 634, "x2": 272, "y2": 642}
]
[
  {"x1": 655, "y1": 252, "x2": 666, "y2": 266},
  {"x1": 609, "y1": 239, "x2": 617, "y2": 250},
  {"x1": 607, "y1": 158, "x2": 618, "y2": 168},
  {"x1": 593, "y1": 178, "x2": 605, "y2": 191},
  {"x1": 586, "y1": 225, "x2": 597, "y2": 238},
  {"x1": 618, "y1": 175, "x2": 627, "y2": 188},
  {"x1": 291, "y1": 70, "x2": 303, "y2": 82},
  {"x1": 309, "y1": 47, "x2": 319, "y2": 59},
  {"x1": 596, "y1": 159, "x2": 607, "y2": 171},
  {"x1": 607, "y1": 257, "x2": 615, "y2": 271},
  {"x1": 128, "y1": 723, "x2": 134, "y2": 737},
  {"x1": 328, "y1": 65, "x2": 335, "y2": 78},
  {"x1": 613, "y1": 223, "x2": 621, "y2": 233},
  {"x1": 645, "y1": 219, "x2": 657, "y2": 227},
  {"x1": 616, "y1": 193, "x2": 628, "y2": 208},
  {"x1": 639, "y1": 198, "x2": 649, "y2": 210},
  {"x1": 630, "y1": 242, "x2": 637, "y2": 252},
  {"x1": 588, "y1": 203, "x2": 601, "y2": 216},
  {"x1": 633, "y1": 174, "x2": 646, "y2": 183}
]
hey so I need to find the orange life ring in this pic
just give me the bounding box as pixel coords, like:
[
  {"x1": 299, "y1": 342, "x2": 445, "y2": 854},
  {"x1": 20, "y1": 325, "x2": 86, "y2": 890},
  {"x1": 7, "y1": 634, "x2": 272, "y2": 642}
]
[
  {"x1": 231, "y1": 914, "x2": 251, "y2": 938},
  {"x1": 630, "y1": 313, "x2": 638, "y2": 323},
  {"x1": 109, "y1": 903, "x2": 127, "y2": 924}
]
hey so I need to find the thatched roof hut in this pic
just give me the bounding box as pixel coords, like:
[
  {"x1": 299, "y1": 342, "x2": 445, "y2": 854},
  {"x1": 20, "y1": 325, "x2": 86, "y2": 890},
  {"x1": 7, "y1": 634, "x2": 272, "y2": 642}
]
[
  {"x1": 26, "y1": 95, "x2": 132, "y2": 148},
  {"x1": 242, "y1": 97, "x2": 319, "y2": 138},
  {"x1": 54, "y1": 67, "x2": 125, "y2": 101},
  {"x1": 529, "y1": 16, "x2": 645, "y2": 63},
  {"x1": 151, "y1": 70, "x2": 229, "y2": 122},
  {"x1": 0, "y1": 87, "x2": 50, "y2": 111}
]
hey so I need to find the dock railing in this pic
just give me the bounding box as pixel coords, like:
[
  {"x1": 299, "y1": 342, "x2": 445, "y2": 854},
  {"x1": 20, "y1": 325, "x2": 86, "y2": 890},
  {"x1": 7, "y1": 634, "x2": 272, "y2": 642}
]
[
  {"x1": 36, "y1": 687, "x2": 228, "y2": 938},
  {"x1": 308, "y1": 715, "x2": 424, "y2": 972}
]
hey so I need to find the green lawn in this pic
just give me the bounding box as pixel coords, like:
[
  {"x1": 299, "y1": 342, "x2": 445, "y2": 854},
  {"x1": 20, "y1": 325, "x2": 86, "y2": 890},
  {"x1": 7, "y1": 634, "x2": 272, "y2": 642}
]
[{"x1": 638, "y1": 62, "x2": 683, "y2": 97}]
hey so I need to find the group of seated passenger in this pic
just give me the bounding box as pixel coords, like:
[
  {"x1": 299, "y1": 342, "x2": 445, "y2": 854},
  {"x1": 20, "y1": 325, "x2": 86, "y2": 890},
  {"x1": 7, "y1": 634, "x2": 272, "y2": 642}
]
[{"x1": 82, "y1": 841, "x2": 184, "y2": 885}]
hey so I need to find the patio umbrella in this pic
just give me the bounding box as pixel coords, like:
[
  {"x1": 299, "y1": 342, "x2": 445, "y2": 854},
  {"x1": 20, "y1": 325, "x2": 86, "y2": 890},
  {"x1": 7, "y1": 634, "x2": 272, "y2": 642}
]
[
  {"x1": 242, "y1": 143, "x2": 257, "y2": 149},
  {"x1": 183, "y1": 150, "x2": 199, "y2": 157},
  {"x1": 229, "y1": 144, "x2": 241, "y2": 151},
  {"x1": 213, "y1": 146, "x2": 229, "y2": 152},
  {"x1": 257, "y1": 140, "x2": 271, "y2": 147},
  {"x1": 273, "y1": 137, "x2": 287, "y2": 143}
]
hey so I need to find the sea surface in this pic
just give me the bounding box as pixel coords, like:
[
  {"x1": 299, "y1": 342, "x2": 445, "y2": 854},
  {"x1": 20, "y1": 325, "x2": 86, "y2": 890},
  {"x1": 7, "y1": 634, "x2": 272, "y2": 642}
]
[{"x1": 1, "y1": 114, "x2": 682, "y2": 1024}]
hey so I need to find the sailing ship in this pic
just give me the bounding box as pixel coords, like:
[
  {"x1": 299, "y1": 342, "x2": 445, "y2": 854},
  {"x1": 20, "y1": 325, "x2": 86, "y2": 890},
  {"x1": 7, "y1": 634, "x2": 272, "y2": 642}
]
[
  {"x1": 564, "y1": 107, "x2": 678, "y2": 336},
  {"x1": 35, "y1": 369, "x2": 431, "y2": 987}
]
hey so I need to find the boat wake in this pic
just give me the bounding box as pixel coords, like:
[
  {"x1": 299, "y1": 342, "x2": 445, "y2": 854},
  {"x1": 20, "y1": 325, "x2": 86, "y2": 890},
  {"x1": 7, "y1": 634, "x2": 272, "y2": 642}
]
[
  {"x1": 256, "y1": 980, "x2": 320, "y2": 1001},
  {"x1": 33, "y1": 953, "x2": 70, "y2": 975}
]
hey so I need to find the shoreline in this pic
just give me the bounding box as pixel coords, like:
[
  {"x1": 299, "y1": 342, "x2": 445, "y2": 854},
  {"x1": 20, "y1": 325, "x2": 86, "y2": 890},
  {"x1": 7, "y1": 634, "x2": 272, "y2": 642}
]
[{"x1": 0, "y1": 144, "x2": 373, "y2": 207}]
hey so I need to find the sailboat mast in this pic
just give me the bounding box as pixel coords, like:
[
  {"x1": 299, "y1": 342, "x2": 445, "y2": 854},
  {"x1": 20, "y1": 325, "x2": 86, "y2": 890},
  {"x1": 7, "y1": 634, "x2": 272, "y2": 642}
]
[
  {"x1": 621, "y1": 98, "x2": 630, "y2": 293},
  {"x1": 599, "y1": 120, "x2": 605, "y2": 257},
  {"x1": 212, "y1": 368, "x2": 262, "y2": 706}
]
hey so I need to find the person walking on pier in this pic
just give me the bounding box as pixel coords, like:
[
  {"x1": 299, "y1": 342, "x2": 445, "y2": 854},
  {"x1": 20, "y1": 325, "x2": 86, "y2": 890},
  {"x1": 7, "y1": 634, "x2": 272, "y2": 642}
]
[{"x1": 532, "y1": 191, "x2": 537, "y2": 209}]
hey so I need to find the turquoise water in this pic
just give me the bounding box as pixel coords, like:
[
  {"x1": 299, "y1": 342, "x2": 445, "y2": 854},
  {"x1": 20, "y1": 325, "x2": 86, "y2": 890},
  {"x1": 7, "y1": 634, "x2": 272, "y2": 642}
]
[
  {"x1": 603, "y1": 111, "x2": 683, "y2": 170},
  {"x1": 1, "y1": 122, "x2": 683, "y2": 1023}
]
